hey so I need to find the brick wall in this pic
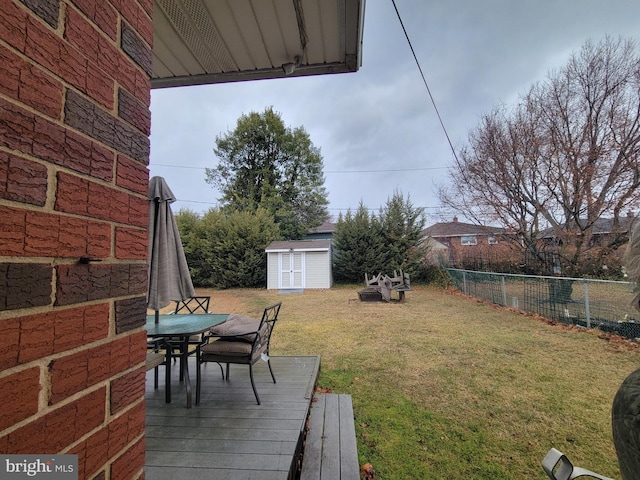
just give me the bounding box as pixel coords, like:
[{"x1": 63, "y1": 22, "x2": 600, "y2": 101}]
[{"x1": 0, "y1": 0, "x2": 152, "y2": 478}]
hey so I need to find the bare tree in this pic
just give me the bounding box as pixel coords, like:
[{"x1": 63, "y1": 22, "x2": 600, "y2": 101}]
[{"x1": 440, "y1": 36, "x2": 640, "y2": 275}]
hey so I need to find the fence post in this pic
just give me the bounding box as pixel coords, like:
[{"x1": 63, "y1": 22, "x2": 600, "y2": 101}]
[
  {"x1": 583, "y1": 280, "x2": 591, "y2": 328},
  {"x1": 463, "y1": 271, "x2": 468, "y2": 294},
  {"x1": 501, "y1": 275, "x2": 507, "y2": 306}
]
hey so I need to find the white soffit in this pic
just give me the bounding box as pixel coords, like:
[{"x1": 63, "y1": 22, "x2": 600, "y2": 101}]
[{"x1": 152, "y1": 0, "x2": 366, "y2": 88}]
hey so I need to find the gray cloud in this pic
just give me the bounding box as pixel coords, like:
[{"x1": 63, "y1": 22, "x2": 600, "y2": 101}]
[{"x1": 149, "y1": 0, "x2": 640, "y2": 221}]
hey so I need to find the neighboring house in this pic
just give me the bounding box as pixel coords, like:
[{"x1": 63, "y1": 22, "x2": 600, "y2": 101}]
[
  {"x1": 534, "y1": 215, "x2": 635, "y2": 274},
  {"x1": 266, "y1": 240, "x2": 333, "y2": 290},
  {"x1": 2, "y1": 0, "x2": 364, "y2": 474},
  {"x1": 305, "y1": 220, "x2": 336, "y2": 241},
  {"x1": 537, "y1": 216, "x2": 634, "y2": 247},
  {"x1": 422, "y1": 217, "x2": 514, "y2": 268}
]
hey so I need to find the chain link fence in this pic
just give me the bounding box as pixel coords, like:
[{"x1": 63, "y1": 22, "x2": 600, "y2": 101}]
[{"x1": 447, "y1": 268, "x2": 640, "y2": 339}]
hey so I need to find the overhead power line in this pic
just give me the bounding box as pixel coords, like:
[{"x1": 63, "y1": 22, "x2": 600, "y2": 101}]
[
  {"x1": 151, "y1": 163, "x2": 448, "y2": 173},
  {"x1": 390, "y1": 0, "x2": 460, "y2": 164}
]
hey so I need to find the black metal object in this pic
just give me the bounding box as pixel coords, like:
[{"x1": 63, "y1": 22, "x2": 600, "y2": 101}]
[{"x1": 200, "y1": 302, "x2": 283, "y2": 405}]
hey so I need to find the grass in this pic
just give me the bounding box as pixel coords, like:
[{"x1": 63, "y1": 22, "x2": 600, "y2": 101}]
[{"x1": 194, "y1": 285, "x2": 640, "y2": 479}]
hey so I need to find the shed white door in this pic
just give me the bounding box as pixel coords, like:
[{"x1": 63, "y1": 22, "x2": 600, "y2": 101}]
[{"x1": 280, "y1": 252, "x2": 304, "y2": 289}]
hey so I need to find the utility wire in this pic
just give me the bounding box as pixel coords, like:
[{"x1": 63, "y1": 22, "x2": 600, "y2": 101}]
[
  {"x1": 151, "y1": 163, "x2": 448, "y2": 173},
  {"x1": 390, "y1": 0, "x2": 460, "y2": 164}
]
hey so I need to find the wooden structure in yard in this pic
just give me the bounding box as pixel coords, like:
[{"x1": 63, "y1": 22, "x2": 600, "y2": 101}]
[
  {"x1": 300, "y1": 393, "x2": 360, "y2": 480},
  {"x1": 358, "y1": 271, "x2": 411, "y2": 302},
  {"x1": 146, "y1": 355, "x2": 321, "y2": 479}
]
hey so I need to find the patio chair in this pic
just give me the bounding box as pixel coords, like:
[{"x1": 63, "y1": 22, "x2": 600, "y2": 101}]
[
  {"x1": 147, "y1": 337, "x2": 166, "y2": 389},
  {"x1": 200, "y1": 302, "x2": 282, "y2": 405},
  {"x1": 166, "y1": 296, "x2": 211, "y2": 380},
  {"x1": 542, "y1": 448, "x2": 614, "y2": 480}
]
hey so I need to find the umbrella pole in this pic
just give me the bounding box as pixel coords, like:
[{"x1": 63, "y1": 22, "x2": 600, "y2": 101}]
[{"x1": 155, "y1": 310, "x2": 159, "y2": 324}]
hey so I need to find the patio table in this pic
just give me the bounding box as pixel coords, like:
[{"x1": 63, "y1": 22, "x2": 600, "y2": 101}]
[{"x1": 145, "y1": 313, "x2": 228, "y2": 408}]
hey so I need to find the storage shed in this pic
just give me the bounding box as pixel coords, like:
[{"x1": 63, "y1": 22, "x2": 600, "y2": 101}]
[{"x1": 266, "y1": 240, "x2": 332, "y2": 290}]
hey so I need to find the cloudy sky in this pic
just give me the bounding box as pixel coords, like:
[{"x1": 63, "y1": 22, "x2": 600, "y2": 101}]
[{"x1": 148, "y1": 0, "x2": 640, "y2": 224}]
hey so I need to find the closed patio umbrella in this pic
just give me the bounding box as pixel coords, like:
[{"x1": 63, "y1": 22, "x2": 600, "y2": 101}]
[{"x1": 147, "y1": 176, "x2": 195, "y2": 323}]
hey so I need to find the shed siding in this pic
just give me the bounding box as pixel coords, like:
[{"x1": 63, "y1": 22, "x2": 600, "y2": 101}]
[
  {"x1": 305, "y1": 251, "x2": 331, "y2": 288},
  {"x1": 267, "y1": 252, "x2": 279, "y2": 289}
]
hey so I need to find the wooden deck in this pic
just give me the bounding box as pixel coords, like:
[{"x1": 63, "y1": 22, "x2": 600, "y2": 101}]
[{"x1": 145, "y1": 355, "x2": 321, "y2": 480}]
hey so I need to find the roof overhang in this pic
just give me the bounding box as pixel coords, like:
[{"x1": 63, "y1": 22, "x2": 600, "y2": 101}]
[{"x1": 152, "y1": 0, "x2": 366, "y2": 89}]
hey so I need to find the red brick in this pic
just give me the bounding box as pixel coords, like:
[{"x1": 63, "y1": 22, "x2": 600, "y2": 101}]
[
  {"x1": 111, "y1": 437, "x2": 145, "y2": 480},
  {"x1": 0, "y1": 205, "x2": 26, "y2": 255},
  {"x1": 0, "y1": 318, "x2": 20, "y2": 370},
  {"x1": 64, "y1": 130, "x2": 115, "y2": 181},
  {"x1": 115, "y1": 227, "x2": 147, "y2": 259},
  {"x1": 71, "y1": 425, "x2": 108, "y2": 479},
  {"x1": 110, "y1": 368, "x2": 145, "y2": 414},
  {"x1": 49, "y1": 351, "x2": 91, "y2": 404},
  {"x1": 69, "y1": 400, "x2": 145, "y2": 479},
  {"x1": 65, "y1": 6, "x2": 115, "y2": 109},
  {"x1": 55, "y1": 171, "x2": 89, "y2": 215},
  {"x1": 0, "y1": 367, "x2": 40, "y2": 431},
  {"x1": 19, "y1": 313, "x2": 56, "y2": 362},
  {"x1": 65, "y1": 6, "x2": 101, "y2": 64},
  {"x1": 86, "y1": 64, "x2": 115, "y2": 109},
  {"x1": 1, "y1": 100, "x2": 113, "y2": 178},
  {"x1": 58, "y1": 40, "x2": 89, "y2": 92},
  {"x1": 49, "y1": 333, "x2": 146, "y2": 404},
  {"x1": 128, "y1": 194, "x2": 148, "y2": 228},
  {"x1": 86, "y1": 222, "x2": 112, "y2": 257},
  {"x1": 0, "y1": 151, "x2": 48, "y2": 206},
  {"x1": 0, "y1": 203, "x2": 111, "y2": 258},
  {"x1": 54, "y1": 304, "x2": 110, "y2": 354},
  {"x1": 88, "y1": 138, "x2": 115, "y2": 181},
  {"x1": 0, "y1": 387, "x2": 106, "y2": 454},
  {"x1": 0, "y1": 97, "x2": 37, "y2": 155},
  {"x1": 20, "y1": 62, "x2": 64, "y2": 118},
  {"x1": 0, "y1": 0, "x2": 28, "y2": 53},
  {"x1": 57, "y1": 171, "x2": 147, "y2": 227},
  {"x1": 24, "y1": 15, "x2": 63, "y2": 78},
  {"x1": 116, "y1": 155, "x2": 148, "y2": 195},
  {"x1": 6, "y1": 304, "x2": 109, "y2": 367},
  {"x1": 93, "y1": 2, "x2": 118, "y2": 41},
  {"x1": 123, "y1": 399, "x2": 146, "y2": 442},
  {"x1": 33, "y1": 114, "x2": 66, "y2": 163},
  {"x1": 24, "y1": 209, "x2": 61, "y2": 253},
  {"x1": 0, "y1": 43, "x2": 21, "y2": 98}
]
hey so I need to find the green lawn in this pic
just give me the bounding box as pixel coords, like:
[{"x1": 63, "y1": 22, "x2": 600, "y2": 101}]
[{"x1": 197, "y1": 285, "x2": 640, "y2": 479}]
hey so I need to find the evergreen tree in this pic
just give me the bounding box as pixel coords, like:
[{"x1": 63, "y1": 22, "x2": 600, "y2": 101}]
[
  {"x1": 176, "y1": 208, "x2": 280, "y2": 288},
  {"x1": 333, "y1": 193, "x2": 427, "y2": 283}
]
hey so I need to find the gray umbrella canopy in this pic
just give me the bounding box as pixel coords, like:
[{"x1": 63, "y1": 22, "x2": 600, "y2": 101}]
[{"x1": 147, "y1": 176, "x2": 195, "y2": 318}]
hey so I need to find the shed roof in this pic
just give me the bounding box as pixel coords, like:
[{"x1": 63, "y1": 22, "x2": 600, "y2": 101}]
[{"x1": 266, "y1": 239, "x2": 332, "y2": 252}]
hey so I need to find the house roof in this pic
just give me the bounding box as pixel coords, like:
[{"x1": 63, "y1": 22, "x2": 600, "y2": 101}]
[
  {"x1": 152, "y1": 0, "x2": 366, "y2": 89},
  {"x1": 307, "y1": 220, "x2": 336, "y2": 234},
  {"x1": 538, "y1": 216, "x2": 635, "y2": 238},
  {"x1": 423, "y1": 220, "x2": 505, "y2": 238},
  {"x1": 266, "y1": 239, "x2": 332, "y2": 252}
]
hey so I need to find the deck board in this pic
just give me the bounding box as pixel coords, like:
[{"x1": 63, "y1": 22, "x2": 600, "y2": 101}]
[{"x1": 145, "y1": 355, "x2": 320, "y2": 479}]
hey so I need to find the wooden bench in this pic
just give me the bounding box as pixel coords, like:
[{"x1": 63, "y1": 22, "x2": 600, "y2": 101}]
[
  {"x1": 146, "y1": 352, "x2": 165, "y2": 371},
  {"x1": 300, "y1": 393, "x2": 360, "y2": 480}
]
